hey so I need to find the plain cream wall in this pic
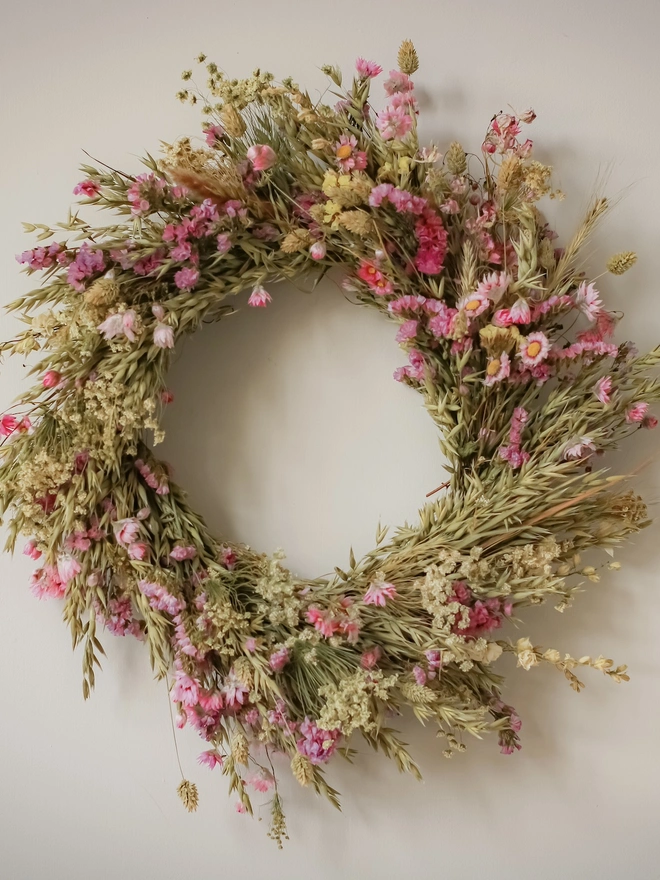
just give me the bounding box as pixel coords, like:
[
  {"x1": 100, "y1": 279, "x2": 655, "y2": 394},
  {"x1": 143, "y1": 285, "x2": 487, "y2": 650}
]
[{"x1": 1, "y1": 1, "x2": 659, "y2": 877}]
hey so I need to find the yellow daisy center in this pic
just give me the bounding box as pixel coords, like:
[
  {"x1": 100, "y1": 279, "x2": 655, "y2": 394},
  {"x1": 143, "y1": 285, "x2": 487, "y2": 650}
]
[
  {"x1": 486, "y1": 358, "x2": 501, "y2": 376},
  {"x1": 526, "y1": 341, "x2": 542, "y2": 358},
  {"x1": 465, "y1": 298, "x2": 481, "y2": 312},
  {"x1": 336, "y1": 144, "x2": 353, "y2": 159}
]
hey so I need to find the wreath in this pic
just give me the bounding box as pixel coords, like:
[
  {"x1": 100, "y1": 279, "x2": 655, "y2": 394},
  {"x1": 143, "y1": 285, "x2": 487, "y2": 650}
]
[{"x1": 2, "y1": 41, "x2": 657, "y2": 845}]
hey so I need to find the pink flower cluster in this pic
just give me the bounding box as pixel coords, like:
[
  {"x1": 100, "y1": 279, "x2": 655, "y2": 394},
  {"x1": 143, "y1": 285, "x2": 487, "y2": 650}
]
[
  {"x1": 73, "y1": 179, "x2": 101, "y2": 198},
  {"x1": 305, "y1": 601, "x2": 362, "y2": 643},
  {"x1": 482, "y1": 112, "x2": 533, "y2": 157},
  {"x1": 296, "y1": 718, "x2": 340, "y2": 765},
  {"x1": 135, "y1": 458, "x2": 169, "y2": 495},
  {"x1": 499, "y1": 407, "x2": 531, "y2": 469},
  {"x1": 126, "y1": 172, "x2": 167, "y2": 216},
  {"x1": 375, "y1": 70, "x2": 416, "y2": 140},
  {"x1": 29, "y1": 564, "x2": 66, "y2": 600},
  {"x1": 451, "y1": 581, "x2": 512, "y2": 638},
  {"x1": 16, "y1": 242, "x2": 65, "y2": 271},
  {"x1": 138, "y1": 579, "x2": 185, "y2": 616},
  {"x1": 98, "y1": 595, "x2": 143, "y2": 639},
  {"x1": 393, "y1": 348, "x2": 430, "y2": 383},
  {"x1": 0, "y1": 414, "x2": 31, "y2": 437},
  {"x1": 67, "y1": 243, "x2": 105, "y2": 291}
]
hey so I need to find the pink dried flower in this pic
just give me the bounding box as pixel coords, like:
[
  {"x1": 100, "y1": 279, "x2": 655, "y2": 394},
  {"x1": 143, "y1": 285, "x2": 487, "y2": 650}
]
[
  {"x1": 98, "y1": 309, "x2": 138, "y2": 343},
  {"x1": 484, "y1": 352, "x2": 511, "y2": 386},
  {"x1": 574, "y1": 281, "x2": 602, "y2": 321},
  {"x1": 127, "y1": 542, "x2": 149, "y2": 561},
  {"x1": 364, "y1": 579, "x2": 397, "y2": 606},
  {"x1": 57, "y1": 554, "x2": 82, "y2": 584},
  {"x1": 269, "y1": 646, "x2": 290, "y2": 672},
  {"x1": 376, "y1": 104, "x2": 413, "y2": 140},
  {"x1": 114, "y1": 518, "x2": 141, "y2": 546},
  {"x1": 204, "y1": 124, "x2": 224, "y2": 147},
  {"x1": 458, "y1": 290, "x2": 490, "y2": 318},
  {"x1": 296, "y1": 718, "x2": 340, "y2": 765},
  {"x1": 29, "y1": 565, "x2": 65, "y2": 600},
  {"x1": 153, "y1": 323, "x2": 175, "y2": 348},
  {"x1": 23, "y1": 540, "x2": 42, "y2": 560},
  {"x1": 42, "y1": 370, "x2": 62, "y2": 389},
  {"x1": 216, "y1": 233, "x2": 232, "y2": 253},
  {"x1": 305, "y1": 606, "x2": 340, "y2": 639},
  {"x1": 171, "y1": 671, "x2": 200, "y2": 707},
  {"x1": 170, "y1": 545, "x2": 197, "y2": 561},
  {"x1": 247, "y1": 770, "x2": 275, "y2": 793},
  {"x1": 384, "y1": 69, "x2": 414, "y2": 95},
  {"x1": 248, "y1": 285, "x2": 272, "y2": 307},
  {"x1": 356, "y1": 58, "x2": 382, "y2": 78},
  {"x1": 310, "y1": 241, "x2": 327, "y2": 260},
  {"x1": 626, "y1": 402, "x2": 649, "y2": 423},
  {"x1": 413, "y1": 665, "x2": 427, "y2": 685},
  {"x1": 174, "y1": 266, "x2": 199, "y2": 290},
  {"x1": 519, "y1": 332, "x2": 550, "y2": 367},
  {"x1": 360, "y1": 646, "x2": 382, "y2": 669},
  {"x1": 73, "y1": 179, "x2": 100, "y2": 198},
  {"x1": 246, "y1": 144, "x2": 277, "y2": 171},
  {"x1": 594, "y1": 375, "x2": 613, "y2": 404},
  {"x1": 564, "y1": 436, "x2": 596, "y2": 460},
  {"x1": 198, "y1": 749, "x2": 223, "y2": 769},
  {"x1": 395, "y1": 319, "x2": 419, "y2": 343}
]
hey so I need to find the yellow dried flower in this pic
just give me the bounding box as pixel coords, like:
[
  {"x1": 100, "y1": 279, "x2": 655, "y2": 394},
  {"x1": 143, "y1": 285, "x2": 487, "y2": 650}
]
[
  {"x1": 177, "y1": 779, "x2": 199, "y2": 812},
  {"x1": 479, "y1": 324, "x2": 521, "y2": 356},
  {"x1": 397, "y1": 39, "x2": 419, "y2": 76},
  {"x1": 291, "y1": 753, "x2": 314, "y2": 786},
  {"x1": 445, "y1": 142, "x2": 467, "y2": 176},
  {"x1": 606, "y1": 251, "x2": 637, "y2": 275},
  {"x1": 221, "y1": 104, "x2": 246, "y2": 137}
]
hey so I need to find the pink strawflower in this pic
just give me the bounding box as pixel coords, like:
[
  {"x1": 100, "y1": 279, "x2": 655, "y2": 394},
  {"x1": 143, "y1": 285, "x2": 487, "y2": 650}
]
[
  {"x1": 198, "y1": 749, "x2": 223, "y2": 769},
  {"x1": 57, "y1": 554, "x2": 82, "y2": 584},
  {"x1": 574, "y1": 281, "x2": 602, "y2": 321},
  {"x1": 23, "y1": 540, "x2": 42, "y2": 560},
  {"x1": 364, "y1": 579, "x2": 397, "y2": 606},
  {"x1": 29, "y1": 565, "x2": 66, "y2": 600},
  {"x1": 519, "y1": 332, "x2": 550, "y2": 367},
  {"x1": 42, "y1": 370, "x2": 62, "y2": 389},
  {"x1": 204, "y1": 124, "x2": 224, "y2": 147},
  {"x1": 360, "y1": 646, "x2": 382, "y2": 669},
  {"x1": 114, "y1": 518, "x2": 141, "y2": 546},
  {"x1": 247, "y1": 770, "x2": 275, "y2": 793},
  {"x1": 334, "y1": 134, "x2": 368, "y2": 172},
  {"x1": 384, "y1": 70, "x2": 414, "y2": 95},
  {"x1": 356, "y1": 58, "x2": 382, "y2": 78},
  {"x1": 594, "y1": 375, "x2": 612, "y2": 404},
  {"x1": 296, "y1": 718, "x2": 340, "y2": 765},
  {"x1": 221, "y1": 669, "x2": 249, "y2": 709},
  {"x1": 458, "y1": 290, "x2": 490, "y2": 318},
  {"x1": 73, "y1": 179, "x2": 101, "y2": 198},
  {"x1": 127, "y1": 542, "x2": 149, "y2": 561},
  {"x1": 174, "y1": 266, "x2": 199, "y2": 290},
  {"x1": 220, "y1": 545, "x2": 237, "y2": 570},
  {"x1": 235, "y1": 802, "x2": 247, "y2": 814},
  {"x1": 153, "y1": 323, "x2": 174, "y2": 348},
  {"x1": 246, "y1": 144, "x2": 277, "y2": 171},
  {"x1": 564, "y1": 436, "x2": 596, "y2": 460},
  {"x1": 476, "y1": 271, "x2": 511, "y2": 305},
  {"x1": 643, "y1": 414, "x2": 658, "y2": 429},
  {"x1": 309, "y1": 241, "x2": 327, "y2": 261},
  {"x1": 269, "y1": 646, "x2": 290, "y2": 672},
  {"x1": 98, "y1": 309, "x2": 138, "y2": 343},
  {"x1": 626, "y1": 402, "x2": 649, "y2": 423},
  {"x1": 509, "y1": 298, "x2": 531, "y2": 323},
  {"x1": 305, "y1": 606, "x2": 340, "y2": 639},
  {"x1": 376, "y1": 104, "x2": 413, "y2": 140},
  {"x1": 0, "y1": 415, "x2": 19, "y2": 436},
  {"x1": 395, "y1": 319, "x2": 419, "y2": 343},
  {"x1": 248, "y1": 285, "x2": 272, "y2": 307},
  {"x1": 170, "y1": 545, "x2": 197, "y2": 561},
  {"x1": 484, "y1": 352, "x2": 511, "y2": 386},
  {"x1": 171, "y1": 671, "x2": 200, "y2": 707}
]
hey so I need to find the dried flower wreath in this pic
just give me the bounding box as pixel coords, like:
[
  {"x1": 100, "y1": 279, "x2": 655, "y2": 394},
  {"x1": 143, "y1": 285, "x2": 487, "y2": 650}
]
[{"x1": 2, "y1": 40, "x2": 657, "y2": 845}]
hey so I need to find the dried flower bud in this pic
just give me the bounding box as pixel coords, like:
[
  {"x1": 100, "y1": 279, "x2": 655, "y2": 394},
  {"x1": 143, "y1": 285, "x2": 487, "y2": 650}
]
[
  {"x1": 177, "y1": 779, "x2": 199, "y2": 812},
  {"x1": 445, "y1": 142, "x2": 467, "y2": 176},
  {"x1": 397, "y1": 39, "x2": 419, "y2": 76},
  {"x1": 606, "y1": 251, "x2": 638, "y2": 275}
]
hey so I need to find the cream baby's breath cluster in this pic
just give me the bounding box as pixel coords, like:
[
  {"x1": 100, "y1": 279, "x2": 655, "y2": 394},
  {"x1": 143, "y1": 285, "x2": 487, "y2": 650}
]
[{"x1": 1, "y1": 41, "x2": 657, "y2": 843}]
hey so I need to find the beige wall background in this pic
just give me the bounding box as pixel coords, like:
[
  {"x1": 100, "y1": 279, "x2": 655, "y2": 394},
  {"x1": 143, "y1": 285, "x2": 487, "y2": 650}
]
[{"x1": 1, "y1": 1, "x2": 659, "y2": 877}]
